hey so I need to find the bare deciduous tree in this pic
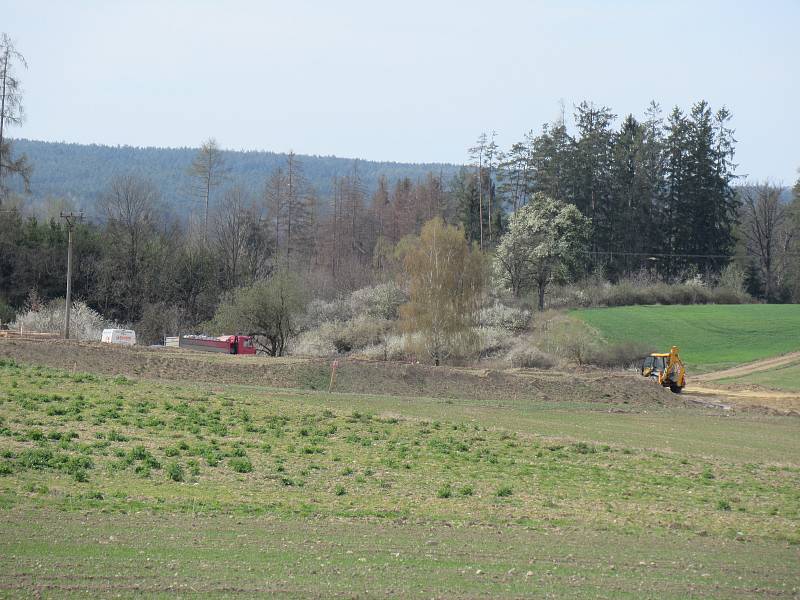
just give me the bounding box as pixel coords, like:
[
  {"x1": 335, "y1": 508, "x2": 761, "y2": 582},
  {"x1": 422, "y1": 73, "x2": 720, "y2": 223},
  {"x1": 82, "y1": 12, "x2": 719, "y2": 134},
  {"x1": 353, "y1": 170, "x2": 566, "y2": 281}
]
[
  {"x1": 468, "y1": 133, "x2": 487, "y2": 250},
  {"x1": 0, "y1": 33, "x2": 31, "y2": 201},
  {"x1": 742, "y1": 182, "x2": 792, "y2": 301},
  {"x1": 214, "y1": 185, "x2": 259, "y2": 289},
  {"x1": 188, "y1": 138, "x2": 228, "y2": 240},
  {"x1": 97, "y1": 174, "x2": 160, "y2": 318}
]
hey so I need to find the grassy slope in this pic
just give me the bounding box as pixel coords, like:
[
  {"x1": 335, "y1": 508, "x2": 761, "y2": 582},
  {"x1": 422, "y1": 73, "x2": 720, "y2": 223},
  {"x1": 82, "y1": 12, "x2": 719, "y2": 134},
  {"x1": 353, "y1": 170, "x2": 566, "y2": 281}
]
[
  {"x1": 573, "y1": 304, "x2": 800, "y2": 372},
  {"x1": 720, "y1": 361, "x2": 800, "y2": 391},
  {"x1": 0, "y1": 358, "x2": 798, "y2": 597}
]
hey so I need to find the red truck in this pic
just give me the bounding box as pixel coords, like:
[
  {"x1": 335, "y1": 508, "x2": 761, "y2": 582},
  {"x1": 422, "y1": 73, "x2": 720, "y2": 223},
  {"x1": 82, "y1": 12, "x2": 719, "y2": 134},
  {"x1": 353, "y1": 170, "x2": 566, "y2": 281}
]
[{"x1": 173, "y1": 334, "x2": 257, "y2": 355}]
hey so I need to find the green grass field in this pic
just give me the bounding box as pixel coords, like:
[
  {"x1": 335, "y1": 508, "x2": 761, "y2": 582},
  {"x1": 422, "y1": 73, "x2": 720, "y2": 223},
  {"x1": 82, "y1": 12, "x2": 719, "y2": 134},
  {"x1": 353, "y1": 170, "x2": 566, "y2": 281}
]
[
  {"x1": 573, "y1": 304, "x2": 800, "y2": 372},
  {"x1": 0, "y1": 357, "x2": 798, "y2": 597}
]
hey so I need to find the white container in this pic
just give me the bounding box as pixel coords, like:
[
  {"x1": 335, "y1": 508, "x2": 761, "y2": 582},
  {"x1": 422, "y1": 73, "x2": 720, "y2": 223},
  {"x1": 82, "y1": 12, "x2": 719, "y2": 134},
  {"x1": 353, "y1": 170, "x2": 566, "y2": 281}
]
[{"x1": 101, "y1": 328, "x2": 136, "y2": 346}]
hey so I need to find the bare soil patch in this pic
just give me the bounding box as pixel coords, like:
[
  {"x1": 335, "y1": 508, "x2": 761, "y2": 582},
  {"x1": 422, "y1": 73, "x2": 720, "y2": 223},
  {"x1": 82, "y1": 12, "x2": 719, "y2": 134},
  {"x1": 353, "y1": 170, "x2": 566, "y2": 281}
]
[
  {"x1": 0, "y1": 338, "x2": 674, "y2": 407},
  {"x1": 680, "y1": 352, "x2": 800, "y2": 413}
]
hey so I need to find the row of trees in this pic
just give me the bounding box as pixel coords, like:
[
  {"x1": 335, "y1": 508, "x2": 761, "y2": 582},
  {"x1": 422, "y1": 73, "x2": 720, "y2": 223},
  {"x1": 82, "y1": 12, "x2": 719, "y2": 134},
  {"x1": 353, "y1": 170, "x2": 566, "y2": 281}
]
[
  {"x1": 0, "y1": 153, "x2": 467, "y2": 335},
  {"x1": 2, "y1": 144, "x2": 798, "y2": 336},
  {"x1": 463, "y1": 101, "x2": 739, "y2": 279}
]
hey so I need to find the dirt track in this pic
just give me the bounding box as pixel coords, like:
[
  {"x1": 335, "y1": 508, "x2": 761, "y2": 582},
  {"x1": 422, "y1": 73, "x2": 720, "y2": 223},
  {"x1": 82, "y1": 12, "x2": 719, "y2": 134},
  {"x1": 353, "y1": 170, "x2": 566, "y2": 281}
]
[
  {"x1": 684, "y1": 352, "x2": 800, "y2": 413},
  {"x1": 692, "y1": 351, "x2": 800, "y2": 382},
  {"x1": 0, "y1": 338, "x2": 675, "y2": 408}
]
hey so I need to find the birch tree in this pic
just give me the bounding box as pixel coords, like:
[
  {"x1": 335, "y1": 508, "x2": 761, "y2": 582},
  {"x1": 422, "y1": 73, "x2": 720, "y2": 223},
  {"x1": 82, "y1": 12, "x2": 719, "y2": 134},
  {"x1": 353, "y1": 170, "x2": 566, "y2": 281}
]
[{"x1": 400, "y1": 217, "x2": 484, "y2": 365}]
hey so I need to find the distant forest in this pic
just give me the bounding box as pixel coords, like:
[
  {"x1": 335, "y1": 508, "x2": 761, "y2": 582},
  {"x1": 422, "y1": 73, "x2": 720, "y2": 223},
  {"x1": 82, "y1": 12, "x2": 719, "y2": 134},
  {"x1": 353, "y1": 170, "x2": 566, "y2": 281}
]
[{"x1": 7, "y1": 139, "x2": 462, "y2": 218}]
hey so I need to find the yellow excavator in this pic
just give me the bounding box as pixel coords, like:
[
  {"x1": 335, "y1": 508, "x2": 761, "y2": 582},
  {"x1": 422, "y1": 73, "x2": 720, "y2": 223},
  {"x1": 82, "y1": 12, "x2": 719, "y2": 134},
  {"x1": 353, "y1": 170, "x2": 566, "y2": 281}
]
[{"x1": 640, "y1": 346, "x2": 686, "y2": 393}]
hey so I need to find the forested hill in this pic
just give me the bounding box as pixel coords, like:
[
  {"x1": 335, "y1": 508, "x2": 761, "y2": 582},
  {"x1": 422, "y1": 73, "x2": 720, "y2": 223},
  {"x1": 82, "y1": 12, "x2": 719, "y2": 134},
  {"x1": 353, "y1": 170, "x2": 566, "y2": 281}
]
[{"x1": 9, "y1": 138, "x2": 462, "y2": 216}]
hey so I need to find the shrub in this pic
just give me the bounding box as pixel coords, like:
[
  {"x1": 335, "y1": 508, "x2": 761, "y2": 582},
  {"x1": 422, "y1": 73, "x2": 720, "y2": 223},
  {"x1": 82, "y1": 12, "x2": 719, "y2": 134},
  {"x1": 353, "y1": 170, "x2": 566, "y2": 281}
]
[
  {"x1": 328, "y1": 317, "x2": 389, "y2": 354},
  {"x1": 129, "y1": 446, "x2": 149, "y2": 461},
  {"x1": 292, "y1": 329, "x2": 338, "y2": 357},
  {"x1": 507, "y1": 344, "x2": 557, "y2": 369},
  {"x1": 166, "y1": 461, "x2": 184, "y2": 482},
  {"x1": 478, "y1": 302, "x2": 531, "y2": 333},
  {"x1": 496, "y1": 484, "x2": 513, "y2": 497},
  {"x1": 717, "y1": 499, "x2": 732, "y2": 511},
  {"x1": 349, "y1": 283, "x2": 406, "y2": 320},
  {"x1": 436, "y1": 483, "x2": 452, "y2": 499},
  {"x1": 572, "y1": 442, "x2": 596, "y2": 454},
  {"x1": 476, "y1": 327, "x2": 513, "y2": 358},
  {"x1": 547, "y1": 272, "x2": 751, "y2": 310},
  {"x1": 228, "y1": 457, "x2": 253, "y2": 473},
  {"x1": 334, "y1": 484, "x2": 346, "y2": 496},
  {"x1": 718, "y1": 263, "x2": 746, "y2": 294},
  {"x1": 17, "y1": 447, "x2": 56, "y2": 469},
  {"x1": 12, "y1": 299, "x2": 120, "y2": 341},
  {"x1": 458, "y1": 484, "x2": 474, "y2": 497},
  {"x1": 554, "y1": 324, "x2": 598, "y2": 366},
  {"x1": 107, "y1": 430, "x2": 129, "y2": 442},
  {"x1": 357, "y1": 334, "x2": 409, "y2": 361},
  {"x1": 304, "y1": 298, "x2": 352, "y2": 329}
]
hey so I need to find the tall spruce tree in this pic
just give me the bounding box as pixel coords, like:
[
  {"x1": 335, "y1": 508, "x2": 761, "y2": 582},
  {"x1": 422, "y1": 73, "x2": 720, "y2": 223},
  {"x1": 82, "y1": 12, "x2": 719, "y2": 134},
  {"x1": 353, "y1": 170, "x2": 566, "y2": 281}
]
[
  {"x1": 663, "y1": 107, "x2": 691, "y2": 278},
  {"x1": 683, "y1": 101, "x2": 738, "y2": 275},
  {"x1": 529, "y1": 120, "x2": 574, "y2": 204},
  {"x1": 572, "y1": 102, "x2": 616, "y2": 264}
]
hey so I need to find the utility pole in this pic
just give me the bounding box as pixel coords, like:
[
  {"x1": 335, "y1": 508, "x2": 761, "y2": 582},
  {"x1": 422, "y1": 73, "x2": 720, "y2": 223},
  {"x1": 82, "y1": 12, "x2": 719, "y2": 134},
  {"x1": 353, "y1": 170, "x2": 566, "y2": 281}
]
[{"x1": 60, "y1": 212, "x2": 84, "y2": 339}]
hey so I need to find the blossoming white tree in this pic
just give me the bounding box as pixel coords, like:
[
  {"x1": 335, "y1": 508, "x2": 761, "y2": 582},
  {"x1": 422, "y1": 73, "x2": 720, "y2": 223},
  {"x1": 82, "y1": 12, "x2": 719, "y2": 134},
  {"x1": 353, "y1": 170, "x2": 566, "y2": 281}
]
[{"x1": 494, "y1": 193, "x2": 589, "y2": 309}]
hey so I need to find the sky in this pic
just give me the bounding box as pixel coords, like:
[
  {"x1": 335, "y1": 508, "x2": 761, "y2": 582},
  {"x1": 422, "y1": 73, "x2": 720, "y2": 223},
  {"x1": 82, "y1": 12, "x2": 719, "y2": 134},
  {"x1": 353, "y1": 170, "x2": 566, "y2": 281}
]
[{"x1": 3, "y1": 0, "x2": 799, "y2": 183}]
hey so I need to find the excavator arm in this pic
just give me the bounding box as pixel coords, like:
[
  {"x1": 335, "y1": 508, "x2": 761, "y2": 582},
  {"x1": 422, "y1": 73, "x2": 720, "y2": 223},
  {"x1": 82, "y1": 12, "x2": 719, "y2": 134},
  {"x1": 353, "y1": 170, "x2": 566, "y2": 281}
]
[
  {"x1": 640, "y1": 346, "x2": 686, "y2": 393},
  {"x1": 661, "y1": 346, "x2": 686, "y2": 392}
]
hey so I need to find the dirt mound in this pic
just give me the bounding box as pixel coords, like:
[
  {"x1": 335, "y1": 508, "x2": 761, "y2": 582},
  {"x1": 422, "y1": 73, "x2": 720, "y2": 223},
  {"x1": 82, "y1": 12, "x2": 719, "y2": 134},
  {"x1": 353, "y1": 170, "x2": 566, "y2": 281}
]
[{"x1": 0, "y1": 338, "x2": 674, "y2": 407}]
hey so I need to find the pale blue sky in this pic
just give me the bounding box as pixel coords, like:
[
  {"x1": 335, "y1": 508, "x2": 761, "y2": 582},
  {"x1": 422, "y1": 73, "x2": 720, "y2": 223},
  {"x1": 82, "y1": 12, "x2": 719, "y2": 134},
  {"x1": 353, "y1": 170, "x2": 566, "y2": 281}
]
[{"x1": 4, "y1": 0, "x2": 799, "y2": 182}]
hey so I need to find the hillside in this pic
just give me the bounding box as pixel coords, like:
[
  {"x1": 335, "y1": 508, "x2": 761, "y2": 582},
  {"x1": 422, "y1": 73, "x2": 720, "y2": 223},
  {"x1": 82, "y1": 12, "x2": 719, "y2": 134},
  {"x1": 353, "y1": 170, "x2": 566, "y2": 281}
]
[{"x1": 7, "y1": 138, "x2": 463, "y2": 218}]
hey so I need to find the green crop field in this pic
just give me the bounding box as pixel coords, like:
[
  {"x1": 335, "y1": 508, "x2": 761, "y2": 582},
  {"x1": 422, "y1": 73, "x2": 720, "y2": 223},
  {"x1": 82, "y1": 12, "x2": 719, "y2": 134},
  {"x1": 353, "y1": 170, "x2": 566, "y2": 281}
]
[
  {"x1": 0, "y1": 356, "x2": 798, "y2": 597},
  {"x1": 573, "y1": 304, "x2": 800, "y2": 372}
]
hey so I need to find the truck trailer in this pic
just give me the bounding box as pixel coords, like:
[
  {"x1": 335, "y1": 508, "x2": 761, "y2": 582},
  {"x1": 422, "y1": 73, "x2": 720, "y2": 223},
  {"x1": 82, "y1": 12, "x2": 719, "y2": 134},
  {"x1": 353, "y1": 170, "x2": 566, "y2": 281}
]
[{"x1": 173, "y1": 334, "x2": 256, "y2": 355}]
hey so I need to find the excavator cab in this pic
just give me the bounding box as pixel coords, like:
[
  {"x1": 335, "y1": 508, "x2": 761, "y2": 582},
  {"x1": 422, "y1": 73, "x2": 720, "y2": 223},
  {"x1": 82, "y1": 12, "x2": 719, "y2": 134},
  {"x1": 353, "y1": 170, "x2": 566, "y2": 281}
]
[{"x1": 640, "y1": 346, "x2": 686, "y2": 393}]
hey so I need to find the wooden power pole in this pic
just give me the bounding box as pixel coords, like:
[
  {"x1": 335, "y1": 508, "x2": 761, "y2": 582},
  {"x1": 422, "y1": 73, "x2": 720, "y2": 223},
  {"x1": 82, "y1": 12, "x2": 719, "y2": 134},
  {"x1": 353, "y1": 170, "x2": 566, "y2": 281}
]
[{"x1": 60, "y1": 212, "x2": 84, "y2": 339}]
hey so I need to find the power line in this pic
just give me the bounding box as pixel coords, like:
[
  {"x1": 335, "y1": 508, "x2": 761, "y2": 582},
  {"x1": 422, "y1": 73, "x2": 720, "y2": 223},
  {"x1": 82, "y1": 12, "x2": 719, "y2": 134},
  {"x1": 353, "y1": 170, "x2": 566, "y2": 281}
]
[{"x1": 580, "y1": 249, "x2": 800, "y2": 259}]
